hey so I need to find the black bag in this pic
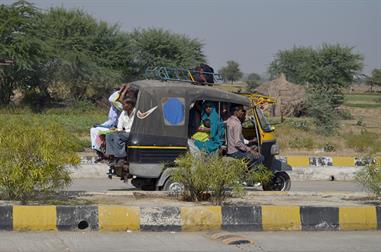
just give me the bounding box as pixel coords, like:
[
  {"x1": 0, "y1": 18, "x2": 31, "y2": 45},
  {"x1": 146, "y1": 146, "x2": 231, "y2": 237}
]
[{"x1": 200, "y1": 63, "x2": 214, "y2": 83}]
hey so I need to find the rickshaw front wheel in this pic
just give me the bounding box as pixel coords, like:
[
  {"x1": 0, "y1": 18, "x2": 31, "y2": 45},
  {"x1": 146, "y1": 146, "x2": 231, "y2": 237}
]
[
  {"x1": 163, "y1": 178, "x2": 184, "y2": 194},
  {"x1": 262, "y1": 171, "x2": 291, "y2": 191}
]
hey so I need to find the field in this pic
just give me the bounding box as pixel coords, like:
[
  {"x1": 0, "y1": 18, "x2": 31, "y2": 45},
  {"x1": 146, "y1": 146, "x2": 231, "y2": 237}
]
[
  {"x1": 0, "y1": 106, "x2": 107, "y2": 151},
  {"x1": 343, "y1": 93, "x2": 381, "y2": 108},
  {"x1": 1, "y1": 93, "x2": 380, "y2": 155},
  {"x1": 274, "y1": 93, "x2": 381, "y2": 155}
]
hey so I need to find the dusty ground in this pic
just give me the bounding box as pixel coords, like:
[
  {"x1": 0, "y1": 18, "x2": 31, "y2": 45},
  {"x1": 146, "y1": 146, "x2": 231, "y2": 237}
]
[{"x1": 71, "y1": 191, "x2": 381, "y2": 207}]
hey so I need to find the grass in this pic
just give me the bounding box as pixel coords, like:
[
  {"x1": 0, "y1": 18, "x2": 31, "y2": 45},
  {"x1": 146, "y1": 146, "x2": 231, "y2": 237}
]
[
  {"x1": 271, "y1": 106, "x2": 381, "y2": 156},
  {"x1": 344, "y1": 94, "x2": 381, "y2": 108},
  {"x1": 0, "y1": 106, "x2": 107, "y2": 150}
]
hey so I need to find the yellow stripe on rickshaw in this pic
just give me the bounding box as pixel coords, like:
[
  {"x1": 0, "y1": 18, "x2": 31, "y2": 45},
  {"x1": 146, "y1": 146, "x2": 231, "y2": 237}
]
[{"x1": 129, "y1": 146, "x2": 188, "y2": 150}]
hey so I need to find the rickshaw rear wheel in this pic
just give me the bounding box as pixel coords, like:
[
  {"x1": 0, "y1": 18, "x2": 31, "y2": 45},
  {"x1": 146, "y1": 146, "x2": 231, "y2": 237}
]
[
  {"x1": 262, "y1": 171, "x2": 291, "y2": 191},
  {"x1": 163, "y1": 177, "x2": 184, "y2": 194}
]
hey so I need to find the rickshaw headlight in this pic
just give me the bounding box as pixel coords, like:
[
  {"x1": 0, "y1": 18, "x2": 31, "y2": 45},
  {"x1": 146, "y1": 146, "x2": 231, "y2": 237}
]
[{"x1": 271, "y1": 143, "x2": 280, "y2": 155}]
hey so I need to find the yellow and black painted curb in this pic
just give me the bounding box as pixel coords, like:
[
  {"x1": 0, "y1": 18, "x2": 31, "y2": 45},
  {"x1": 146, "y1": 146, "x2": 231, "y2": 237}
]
[
  {"x1": 280, "y1": 156, "x2": 380, "y2": 168},
  {"x1": 1, "y1": 205, "x2": 380, "y2": 231},
  {"x1": 80, "y1": 155, "x2": 380, "y2": 168}
]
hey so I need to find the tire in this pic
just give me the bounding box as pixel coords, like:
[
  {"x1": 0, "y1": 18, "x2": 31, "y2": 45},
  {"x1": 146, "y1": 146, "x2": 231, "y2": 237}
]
[
  {"x1": 163, "y1": 177, "x2": 184, "y2": 194},
  {"x1": 262, "y1": 172, "x2": 291, "y2": 191}
]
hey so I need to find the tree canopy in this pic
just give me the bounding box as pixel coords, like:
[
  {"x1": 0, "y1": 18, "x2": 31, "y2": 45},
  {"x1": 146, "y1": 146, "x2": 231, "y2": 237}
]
[
  {"x1": 369, "y1": 69, "x2": 381, "y2": 86},
  {"x1": 126, "y1": 28, "x2": 205, "y2": 80},
  {"x1": 0, "y1": 1, "x2": 206, "y2": 107},
  {"x1": 268, "y1": 44, "x2": 364, "y2": 135},
  {"x1": 219, "y1": 60, "x2": 243, "y2": 83},
  {"x1": 268, "y1": 44, "x2": 364, "y2": 87}
]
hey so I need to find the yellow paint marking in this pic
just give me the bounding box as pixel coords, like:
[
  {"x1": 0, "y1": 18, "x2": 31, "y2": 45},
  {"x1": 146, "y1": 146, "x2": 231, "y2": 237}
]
[
  {"x1": 286, "y1": 156, "x2": 309, "y2": 167},
  {"x1": 181, "y1": 206, "x2": 222, "y2": 231},
  {"x1": 99, "y1": 206, "x2": 140, "y2": 231},
  {"x1": 13, "y1": 206, "x2": 57, "y2": 231},
  {"x1": 262, "y1": 205, "x2": 301, "y2": 231},
  {"x1": 339, "y1": 207, "x2": 377, "y2": 230},
  {"x1": 332, "y1": 157, "x2": 354, "y2": 167}
]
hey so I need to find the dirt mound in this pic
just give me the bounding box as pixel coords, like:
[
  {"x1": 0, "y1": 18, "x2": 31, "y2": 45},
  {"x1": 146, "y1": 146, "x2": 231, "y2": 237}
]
[{"x1": 256, "y1": 73, "x2": 306, "y2": 116}]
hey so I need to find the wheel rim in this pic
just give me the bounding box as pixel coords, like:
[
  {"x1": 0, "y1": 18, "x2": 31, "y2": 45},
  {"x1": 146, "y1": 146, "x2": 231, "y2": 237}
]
[
  {"x1": 273, "y1": 174, "x2": 287, "y2": 191},
  {"x1": 168, "y1": 182, "x2": 184, "y2": 194}
]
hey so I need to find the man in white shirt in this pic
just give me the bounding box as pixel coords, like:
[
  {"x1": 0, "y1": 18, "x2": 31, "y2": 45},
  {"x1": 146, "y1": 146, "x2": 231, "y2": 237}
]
[
  {"x1": 105, "y1": 97, "x2": 136, "y2": 161},
  {"x1": 90, "y1": 89, "x2": 123, "y2": 153}
]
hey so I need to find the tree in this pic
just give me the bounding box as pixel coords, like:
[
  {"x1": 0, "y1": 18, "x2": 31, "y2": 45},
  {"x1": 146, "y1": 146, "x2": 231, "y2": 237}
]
[
  {"x1": 126, "y1": 28, "x2": 205, "y2": 80},
  {"x1": 367, "y1": 69, "x2": 381, "y2": 92},
  {"x1": 246, "y1": 72, "x2": 261, "y2": 92},
  {"x1": 219, "y1": 60, "x2": 243, "y2": 84},
  {"x1": 268, "y1": 44, "x2": 363, "y2": 87},
  {"x1": 38, "y1": 7, "x2": 129, "y2": 101},
  {"x1": 0, "y1": 2, "x2": 207, "y2": 107},
  {"x1": 247, "y1": 72, "x2": 261, "y2": 82},
  {"x1": 269, "y1": 44, "x2": 363, "y2": 135},
  {"x1": 0, "y1": 0, "x2": 49, "y2": 106}
]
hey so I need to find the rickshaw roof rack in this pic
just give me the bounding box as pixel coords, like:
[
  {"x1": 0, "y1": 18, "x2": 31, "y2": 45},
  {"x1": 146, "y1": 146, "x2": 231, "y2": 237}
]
[{"x1": 144, "y1": 67, "x2": 224, "y2": 85}]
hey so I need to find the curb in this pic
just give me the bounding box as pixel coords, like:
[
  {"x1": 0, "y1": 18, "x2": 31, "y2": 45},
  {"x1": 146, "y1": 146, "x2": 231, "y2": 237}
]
[
  {"x1": 74, "y1": 154, "x2": 380, "y2": 181},
  {"x1": 79, "y1": 154, "x2": 380, "y2": 168},
  {"x1": 1, "y1": 205, "x2": 380, "y2": 232}
]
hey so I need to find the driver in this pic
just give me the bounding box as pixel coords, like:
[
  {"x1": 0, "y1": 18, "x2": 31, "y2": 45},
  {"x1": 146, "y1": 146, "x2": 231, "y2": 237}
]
[{"x1": 226, "y1": 104, "x2": 264, "y2": 168}]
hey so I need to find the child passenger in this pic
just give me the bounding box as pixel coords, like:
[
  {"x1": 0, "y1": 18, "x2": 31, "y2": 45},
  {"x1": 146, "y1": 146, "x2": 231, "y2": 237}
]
[{"x1": 191, "y1": 119, "x2": 211, "y2": 142}]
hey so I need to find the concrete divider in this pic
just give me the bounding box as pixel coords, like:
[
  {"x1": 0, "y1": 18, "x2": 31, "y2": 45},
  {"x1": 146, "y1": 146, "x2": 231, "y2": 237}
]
[
  {"x1": 71, "y1": 154, "x2": 379, "y2": 181},
  {"x1": 0, "y1": 205, "x2": 380, "y2": 231}
]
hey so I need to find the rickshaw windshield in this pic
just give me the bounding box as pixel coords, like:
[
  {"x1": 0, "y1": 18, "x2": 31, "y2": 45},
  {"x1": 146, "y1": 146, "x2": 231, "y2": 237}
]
[{"x1": 256, "y1": 107, "x2": 272, "y2": 132}]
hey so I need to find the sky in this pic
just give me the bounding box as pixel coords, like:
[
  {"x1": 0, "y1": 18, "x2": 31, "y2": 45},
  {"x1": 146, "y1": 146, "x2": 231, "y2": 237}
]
[{"x1": 2, "y1": 0, "x2": 381, "y2": 75}]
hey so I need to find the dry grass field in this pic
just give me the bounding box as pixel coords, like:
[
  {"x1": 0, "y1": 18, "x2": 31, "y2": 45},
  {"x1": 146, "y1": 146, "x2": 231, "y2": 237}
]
[{"x1": 274, "y1": 93, "x2": 381, "y2": 156}]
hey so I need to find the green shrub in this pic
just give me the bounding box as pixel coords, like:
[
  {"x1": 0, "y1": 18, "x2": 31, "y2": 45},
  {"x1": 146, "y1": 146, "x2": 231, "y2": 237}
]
[
  {"x1": 323, "y1": 143, "x2": 336, "y2": 152},
  {"x1": 344, "y1": 131, "x2": 381, "y2": 153},
  {"x1": 172, "y1": 153, "x2": 273, "y2": 205},
  {"x1": 355, "y1": 160, "x2": 381, "y2": 196},
  {"x1": 337, "y1": 109, "x2": 353, "y2": 120},
  {"x1": 289, "y1": 137, "x2": 314, "y2": 149},
  {"x1": 288, "y1": 119, "x2": 311, "y2": 131},
  {"x1": 0, "y1": 117, "x2": 80, "y2": 202}
]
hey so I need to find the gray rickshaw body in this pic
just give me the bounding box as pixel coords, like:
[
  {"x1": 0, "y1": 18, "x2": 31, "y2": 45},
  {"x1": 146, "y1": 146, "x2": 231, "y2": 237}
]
[{"x1": 126, "y1": 80, "x2": 250, "y2": 178}]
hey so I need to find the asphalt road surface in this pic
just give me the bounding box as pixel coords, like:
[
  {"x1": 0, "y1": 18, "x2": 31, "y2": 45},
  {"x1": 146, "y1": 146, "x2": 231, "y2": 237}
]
[
  {"x1": 68, "y1": 178, "x2": 364, "y2": 193},
  {"x1": 0, "y1": 231, "x2": 379, "y2": 252}
]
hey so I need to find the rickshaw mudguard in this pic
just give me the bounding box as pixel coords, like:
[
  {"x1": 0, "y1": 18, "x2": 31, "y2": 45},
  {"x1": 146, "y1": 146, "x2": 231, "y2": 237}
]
[
  {"x1": 156, "y1": 167, "x2": 177, "y2": 188},
  {"x1": 271, "y1": 158, "x2": 292, "y2": 172},
  {"x1": 129, "y1": 163, "x2": 165, "y2": 178}
]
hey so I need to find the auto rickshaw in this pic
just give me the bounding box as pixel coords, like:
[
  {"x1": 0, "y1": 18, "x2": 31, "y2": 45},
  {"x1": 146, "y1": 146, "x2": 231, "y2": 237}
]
[{"x1": 107, "y1": 79, "x2": 291, "y2": 192}]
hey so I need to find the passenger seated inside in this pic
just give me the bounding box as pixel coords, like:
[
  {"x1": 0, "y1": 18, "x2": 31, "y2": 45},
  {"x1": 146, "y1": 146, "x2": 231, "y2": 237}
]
[
  {"x1": 191, "y1": 119, "x2": 210, "y2": 142},
  {"x1": 194, "y1": 101, "x2": 225, "y2": 154}
]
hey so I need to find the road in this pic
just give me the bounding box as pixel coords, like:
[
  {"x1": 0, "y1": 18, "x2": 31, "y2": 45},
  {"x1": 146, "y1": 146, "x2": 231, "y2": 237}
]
[
  {"x1": 67, "y1": 178, "x2": 364, "y2": 193},
  {"x1": 0, "y1": 231, "x2": 379, "y2": 252}
]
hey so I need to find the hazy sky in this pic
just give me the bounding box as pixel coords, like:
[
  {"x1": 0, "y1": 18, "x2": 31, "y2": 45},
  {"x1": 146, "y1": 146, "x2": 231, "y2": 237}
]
[{"x1": 3, "y1": 0, "x2": 381, "y2": 75}]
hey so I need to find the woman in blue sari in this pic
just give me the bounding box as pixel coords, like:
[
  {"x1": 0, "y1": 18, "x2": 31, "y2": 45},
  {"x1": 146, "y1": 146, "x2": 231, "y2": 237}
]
[{"x1": 194, "y1": 101, "x2": 225, "y2": 154}]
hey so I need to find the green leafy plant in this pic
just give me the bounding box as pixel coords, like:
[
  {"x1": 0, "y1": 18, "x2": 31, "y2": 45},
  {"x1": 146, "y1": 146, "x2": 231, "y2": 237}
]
[
  {"x1": 323, "y1": 143, "x2": 336, "y2": 152},
  {"x1": 172, "y1": 153, "x2": 273, "y2": 205},
  {"x1": 337, "y1": 109, "x2": 353, "y2": 120},
  {"x1": 0, "y1": 117, "x2": 80, "y2": 202},
  {"x1": 288, "y1": 119, "x2": 311, "y2": 131},
  {"x1": 355, "y1": 159, "x2": 381, "y2": 196}
]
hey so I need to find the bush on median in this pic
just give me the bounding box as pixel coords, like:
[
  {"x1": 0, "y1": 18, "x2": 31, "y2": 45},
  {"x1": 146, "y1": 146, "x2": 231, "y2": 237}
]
[
  {"x1": 355, "y1": 159, "x2": 381, "y2": 196},
  {"x1": 0, "y1": 116, "x2": 80, "y2": 202},
  {"x1": 172, "y1": 153, "x2": 273, "y2": 205}
]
